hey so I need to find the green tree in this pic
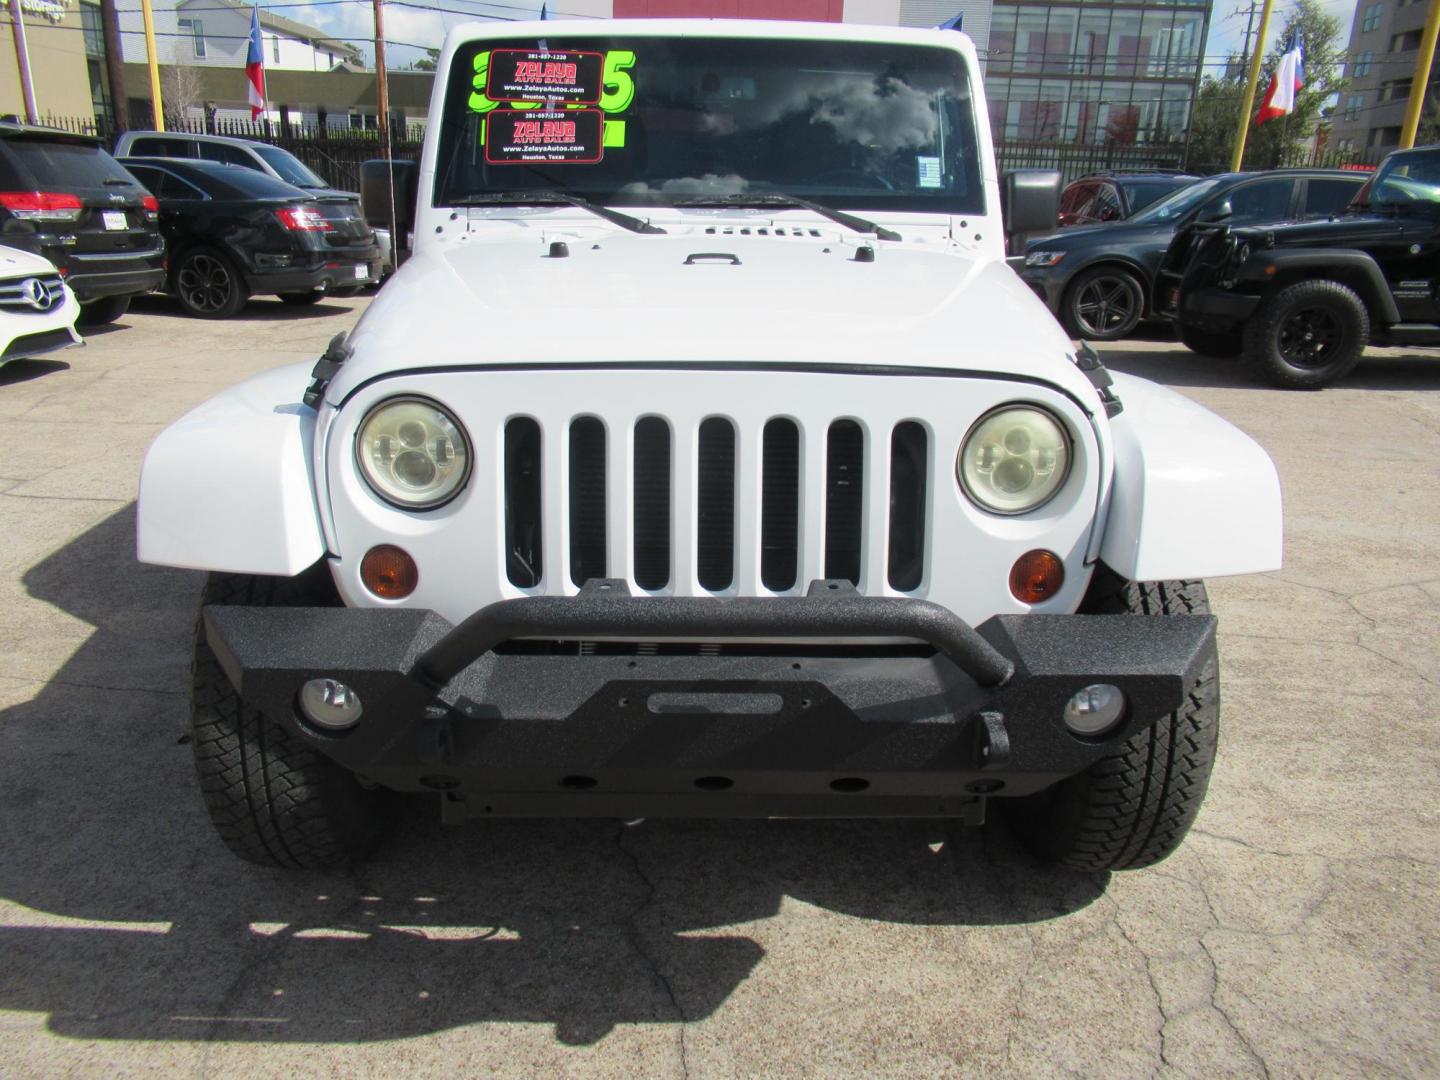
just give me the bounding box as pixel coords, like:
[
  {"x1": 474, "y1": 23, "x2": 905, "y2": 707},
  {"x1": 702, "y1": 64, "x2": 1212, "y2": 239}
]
[
  {"x1": 409, "y1": 48, "x2": 440, "y2": 72},
  {"x1": 1186, "y1": 0, "x2": 1348, "y2": 172}
]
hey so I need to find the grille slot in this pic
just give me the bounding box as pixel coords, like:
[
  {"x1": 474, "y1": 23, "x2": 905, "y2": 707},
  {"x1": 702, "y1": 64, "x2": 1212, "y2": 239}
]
[
  {"x1": 760, "y1": 418, "x2": 800, "y2": 592},
  {"x1": 824, "y1": 420, "x2": 864, "y2": 585},
  {"x1": 504, "y1": 417, "x2": 543, "y2": 588},
  {"x1": 696, "y1": 417, "x2": 736, "y2": 591},
  {"x1": 0, "y1": 274, "x2": 64, "y2": 312},
  {"x1": 888, "y1": 422, "x2": 928, "y2": 592},
  {"x1": 568, "y1": 416, "x2": 606, "y2": 587},
  {"x1": 633, "y1": 417, "x2": 671, "y2": 591}
]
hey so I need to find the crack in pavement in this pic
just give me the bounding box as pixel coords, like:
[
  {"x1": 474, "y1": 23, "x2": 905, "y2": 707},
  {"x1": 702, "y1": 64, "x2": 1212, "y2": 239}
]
[{"x1": 614, "y1": 824, "x2": 691, "y2": 1080}]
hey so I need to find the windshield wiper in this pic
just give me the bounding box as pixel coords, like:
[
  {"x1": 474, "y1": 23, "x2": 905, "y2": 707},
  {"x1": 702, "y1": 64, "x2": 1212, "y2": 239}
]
[
  {"x1": 675, "y1": 193, "x2": 902, "y2": 242},
  {"x1": 452, "y1": 189, "x2": 665, "y2": 235}
]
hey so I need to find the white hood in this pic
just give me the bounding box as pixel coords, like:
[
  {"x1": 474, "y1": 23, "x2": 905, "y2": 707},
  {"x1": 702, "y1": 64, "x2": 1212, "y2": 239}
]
[
  {"x1": 0, "y1": 245, "x2": 61, "y2": 279},
  {"x1": 330, "y1": 225, "x2": 1094, "y2": 405}
]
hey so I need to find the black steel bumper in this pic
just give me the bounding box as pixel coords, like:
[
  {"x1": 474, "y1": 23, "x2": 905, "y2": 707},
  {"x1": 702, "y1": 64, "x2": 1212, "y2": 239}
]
[
  {"x1": 246, "y1": 248, "x2": 382, "y2": 296},
  {"x1": 203, "y1": 581, "x2": 1215, "y2": 820}
]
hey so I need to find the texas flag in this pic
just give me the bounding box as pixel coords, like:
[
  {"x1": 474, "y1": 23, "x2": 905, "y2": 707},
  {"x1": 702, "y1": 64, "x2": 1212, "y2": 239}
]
[
  {"x1": 1258, "y1": 35, "x2": 1304, "y2": 124},
  {"x1": 245, "y1": 5, "x2": 266, "y2": 119}
]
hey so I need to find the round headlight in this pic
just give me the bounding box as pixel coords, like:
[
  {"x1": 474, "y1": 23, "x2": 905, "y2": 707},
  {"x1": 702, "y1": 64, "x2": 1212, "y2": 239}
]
[
  {"x1": 958, "y1": 406, "x2": 1071, "y2": 515},
  {"x1": 356, "y1": 397, "x2": 470, "y2": 509}
]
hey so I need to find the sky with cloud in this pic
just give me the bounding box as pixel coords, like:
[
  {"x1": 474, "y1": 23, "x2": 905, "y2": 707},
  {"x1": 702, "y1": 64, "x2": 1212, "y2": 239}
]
[{"x1": 1205, "y1": 0, "x2": 1358, "y2": 69}]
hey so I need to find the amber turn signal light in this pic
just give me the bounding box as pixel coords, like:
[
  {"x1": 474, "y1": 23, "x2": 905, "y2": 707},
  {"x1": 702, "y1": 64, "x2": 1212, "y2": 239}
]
[
  {"x1": 1010, "y1": 549, "x2": 1064, "y2": 604},
  {"x1": 361, "y1": 544, "x2": 419, "y2": 599}
]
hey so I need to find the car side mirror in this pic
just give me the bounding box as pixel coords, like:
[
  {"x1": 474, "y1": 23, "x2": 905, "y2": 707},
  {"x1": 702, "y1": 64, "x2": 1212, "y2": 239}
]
[
  {"x1": 1001, "y1": 169, "x2": 1063, "y2": 235},
  {"x1": 1200, "y1": 198, "x2": 1233, "y2": 223},
  {"x1": 361, "y1": 159, "x2": 417, "y2": 241}
]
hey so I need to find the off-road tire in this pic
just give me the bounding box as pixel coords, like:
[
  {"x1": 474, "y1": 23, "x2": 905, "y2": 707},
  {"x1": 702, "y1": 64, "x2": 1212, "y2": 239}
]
[
  {"x1": 1062, "y1": 266, "x2": 1146, "y2": 341},
  {"x1": 77, "y1": 294, "x2": 130, "y2": 326},
  {"x1": 173, "y1": 246, "x2": 249, "y2": 319},
  {"x1": 191, "y1": 566, "x2": 385, "y2": 869},
  {"x1": 1243, "y1": 279, "x2": 1369, "y2": 389},
  {"x1": 1178, "y1": 324, "x2": 1243, "y2": 359},
  {"x1": 279, "y1": 289, "x2": 325, "y2": 306},
  {"x1": 1003, "y1": 567, "x2": 1219, "y2": 872}
]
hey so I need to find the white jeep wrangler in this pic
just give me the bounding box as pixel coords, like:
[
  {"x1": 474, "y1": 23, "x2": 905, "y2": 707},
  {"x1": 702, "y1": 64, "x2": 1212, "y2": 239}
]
[{"x1": 137, "y1": 19, "x2": 1282, "y2": 872}]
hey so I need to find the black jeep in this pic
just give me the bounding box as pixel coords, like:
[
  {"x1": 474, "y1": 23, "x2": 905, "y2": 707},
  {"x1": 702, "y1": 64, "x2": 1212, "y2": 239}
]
[{"x1": 1158, "y1": 146, "x2": 1440, "y2": 388}]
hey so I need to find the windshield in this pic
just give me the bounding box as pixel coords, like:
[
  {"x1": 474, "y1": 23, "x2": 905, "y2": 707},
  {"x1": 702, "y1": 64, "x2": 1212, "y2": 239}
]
[
  {"x1": 254, "y1": 145, "x2": 326, "y2": 188},
  {"x1": 1364, "y1": 148, "x2": 1440, "y2": 207},
  {"x1": 435, "y1": 35, "x2": 985, "y2": 214},
  {"x1": 1129, "y1": 177, "x2": 1224, "y2": 225}
]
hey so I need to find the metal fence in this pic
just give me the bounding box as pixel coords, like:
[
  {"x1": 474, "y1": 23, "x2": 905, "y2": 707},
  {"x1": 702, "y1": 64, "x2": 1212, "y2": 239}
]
[{"x1": 29, "y1": 113, "x2": 1394, "y2": 192}]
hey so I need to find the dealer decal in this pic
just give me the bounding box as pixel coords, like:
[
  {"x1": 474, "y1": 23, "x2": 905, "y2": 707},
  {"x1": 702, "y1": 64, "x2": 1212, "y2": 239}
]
[
  {"x1": 469, "y1": 48, "x2": 637, "y2": 157},
  {"x1": 486, "y1": 49, "x2": 603, "y2": 104},
  {"x1": 485, "y1": 109, "x2": 605, "y2": 164}
]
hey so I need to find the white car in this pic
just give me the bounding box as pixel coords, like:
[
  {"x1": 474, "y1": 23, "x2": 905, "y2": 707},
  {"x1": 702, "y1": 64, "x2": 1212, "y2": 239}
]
[
  {"x1": 0, "y1": 245, "x2": 81, "y2": 370},
  {"x1": 137, "y1": 19, "x2": 1283, "y2": 873}
]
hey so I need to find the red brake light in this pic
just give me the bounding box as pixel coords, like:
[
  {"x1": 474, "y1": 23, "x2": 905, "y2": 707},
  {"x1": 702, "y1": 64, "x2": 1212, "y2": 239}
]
[
  {"x1": 276, "y1": 205, "x2": 332, "y2": 231},
  {"x1": 142, "y1": 194, "x2": 159, "y2": 212},
  {"x1": 0, "y1": 190, "x2": 84, "y2": 221}
]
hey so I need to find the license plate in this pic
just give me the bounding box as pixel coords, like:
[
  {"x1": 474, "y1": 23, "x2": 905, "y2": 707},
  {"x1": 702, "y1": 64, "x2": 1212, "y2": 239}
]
[
  {"x1": 102, "y1": 210, "x2": 128, "y2": 231},
  {"x1": 354, "y1": 264, "x2": 369, "y2": 280}
]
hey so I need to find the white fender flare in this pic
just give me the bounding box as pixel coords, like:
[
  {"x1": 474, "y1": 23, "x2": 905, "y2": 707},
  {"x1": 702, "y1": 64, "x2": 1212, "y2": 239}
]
[
  {"x1": 1098, "y1": 372, "x2": 1283, "y2": 582},
  {"x1": 137, "y1": 363, "x2": 325, "y2": 576}
]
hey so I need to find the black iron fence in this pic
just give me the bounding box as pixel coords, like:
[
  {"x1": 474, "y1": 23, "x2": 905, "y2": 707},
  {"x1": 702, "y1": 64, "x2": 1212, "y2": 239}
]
[{"x1": 31, "y1": 113, "x2": 1394, "y2": 192}]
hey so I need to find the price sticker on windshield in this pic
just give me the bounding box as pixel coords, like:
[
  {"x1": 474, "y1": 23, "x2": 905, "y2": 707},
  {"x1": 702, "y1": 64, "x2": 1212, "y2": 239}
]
[
  {"x1": 486, "y1": 49, "x2": 603, "y2": 104},
  {"x1": 485, "y1": 109, "x2": 605, "y2": 164}
]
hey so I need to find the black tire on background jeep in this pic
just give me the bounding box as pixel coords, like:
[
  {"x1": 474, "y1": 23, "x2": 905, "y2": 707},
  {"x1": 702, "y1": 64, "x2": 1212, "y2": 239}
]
[
  {"x1": 279, "y1": 289, "x2": 325, "y2": 306},
  {"x1": 1062, "y1": 266, "x2": 1146, "y2": 341},
  {"x1": 77, "y1": 294, "x2": 130, "y2": 326},
  {"x1": 191, "y1": 566, "x2": 386, "y2": 869},
  {"x1": 1243, "y1": 279, "x2": 1369, "y2": 389},
  {"x1": 1002, "y1": 566, "x2": 1219, "y2": 872},
  {"x1": 1177, "y1": 324, "x2": 1243, "y2": 359}
]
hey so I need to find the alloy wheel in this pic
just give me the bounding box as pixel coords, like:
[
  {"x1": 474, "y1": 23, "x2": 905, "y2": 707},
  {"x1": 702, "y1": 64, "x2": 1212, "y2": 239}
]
[
  {"x1": 1277, "y1": 306, "x2": 1341, "y2": 369},
  {"x1": 177, "y1": 253, "x2": 234, "y2": 314},
  {"x1": 1074, "y1": 276, "x2": 1139, "y2": 337}
]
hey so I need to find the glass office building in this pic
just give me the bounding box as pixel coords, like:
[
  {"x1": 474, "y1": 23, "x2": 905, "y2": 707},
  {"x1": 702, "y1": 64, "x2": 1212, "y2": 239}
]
[{"x1": 984, "y1": 0, "x2": 1210, "y2": 146}]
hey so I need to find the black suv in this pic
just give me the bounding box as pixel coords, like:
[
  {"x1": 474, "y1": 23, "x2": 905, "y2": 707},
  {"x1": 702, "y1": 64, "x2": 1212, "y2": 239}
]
[
  {"x1": 1160, "y1": 148, "x2": 1438, "y2": 388},
  {"x1": 0, "y1": 124, "x2": 165, "y2": 325},
  {"x1": 1021, "y1": 168, "x2": 1368, "y2": 341}
]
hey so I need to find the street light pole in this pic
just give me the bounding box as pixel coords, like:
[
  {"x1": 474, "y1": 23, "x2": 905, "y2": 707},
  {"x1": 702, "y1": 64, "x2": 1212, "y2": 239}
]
[
  {"x1": 1399, "y1": 0, "x2": 1440, "y2": 148},
  {"x1": 7, "y1": 0, "x2": 38, "y2": 123},
  {"x1": 1230, "y1": 0, "x2": 1275, "y2": 171},
  {"x1": 141, "y1": 0, "x2": 164, "y2": 130}
]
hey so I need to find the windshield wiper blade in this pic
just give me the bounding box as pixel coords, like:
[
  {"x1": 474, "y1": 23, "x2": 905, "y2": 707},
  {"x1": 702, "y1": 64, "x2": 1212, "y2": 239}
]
[
  {"x1": 452, "y1": 190, "x2": 665, "y2": 235},
  {"x1": 675, "y1": 193, "x2": 901, "y2": 242}
]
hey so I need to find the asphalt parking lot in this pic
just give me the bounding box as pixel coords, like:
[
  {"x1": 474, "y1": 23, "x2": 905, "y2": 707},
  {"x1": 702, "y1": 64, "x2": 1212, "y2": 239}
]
[{"x1": 1, "y1": 296, "x2": 1436, "y2": 1078}]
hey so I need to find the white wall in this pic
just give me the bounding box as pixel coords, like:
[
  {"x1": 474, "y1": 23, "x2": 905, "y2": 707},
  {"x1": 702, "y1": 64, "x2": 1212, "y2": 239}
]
[{"x1": 118, "y1": 0, "x2": 352, "y2": 71}]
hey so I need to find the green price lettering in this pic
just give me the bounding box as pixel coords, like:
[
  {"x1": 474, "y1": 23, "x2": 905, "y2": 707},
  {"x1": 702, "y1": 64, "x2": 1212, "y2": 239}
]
[
  {"x1": 468, "y1": 51, "x2": 497, "y2": 113},
  {"x1": 599, "y1": 50, "x2": 636, "y2": 113}
]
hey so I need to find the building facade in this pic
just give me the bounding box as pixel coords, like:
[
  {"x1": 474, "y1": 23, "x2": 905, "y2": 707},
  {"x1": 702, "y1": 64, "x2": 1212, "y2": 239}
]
[
  {"x1": 983, "y1": 0, "x2": 1209, "y2": 147},
  {"x1": 1329, "y1": 0, "x2": 1435, "y2": 153},
  {"x1": 1, "y1": 0, "x2": 97, "y2": 122}
]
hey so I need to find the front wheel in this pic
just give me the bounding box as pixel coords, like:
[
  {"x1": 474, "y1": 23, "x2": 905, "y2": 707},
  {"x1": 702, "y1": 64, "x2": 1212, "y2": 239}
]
[
  {"x1": 1243, "y1": 279, "x2": 1369, "y2": 389},
  {"x1": 1062, "y1": 266, "x2": 1146, "y2": 341},
  {"x1": 173, "y1": 247, "x2": 248, "y2": 319},
  {"x1": 1002, "y1": 568, "x2": 1219, "y2": 872},
  {"x1": 77, "y1": 294, "x2": 130, "y2": 326},
  {"x1": 191, "y1": 567, "x2": 386, "y2": 868}
]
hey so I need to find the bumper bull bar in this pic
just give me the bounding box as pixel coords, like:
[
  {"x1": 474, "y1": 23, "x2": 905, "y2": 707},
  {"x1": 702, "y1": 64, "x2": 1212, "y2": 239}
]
[{"x1": 203, "y1": 580, "x2": 1216, "y2": 820}]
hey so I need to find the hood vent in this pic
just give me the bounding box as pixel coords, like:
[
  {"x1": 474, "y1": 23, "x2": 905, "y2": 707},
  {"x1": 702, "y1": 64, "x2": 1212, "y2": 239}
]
[{"x1": 703, "y1": 226, "x2": 823, "y2": 238}]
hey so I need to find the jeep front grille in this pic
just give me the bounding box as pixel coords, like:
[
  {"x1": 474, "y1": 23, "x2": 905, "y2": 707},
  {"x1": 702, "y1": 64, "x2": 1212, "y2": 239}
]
[{"x1": 500, "y1": 413, "x2": 928, "y2": 596}]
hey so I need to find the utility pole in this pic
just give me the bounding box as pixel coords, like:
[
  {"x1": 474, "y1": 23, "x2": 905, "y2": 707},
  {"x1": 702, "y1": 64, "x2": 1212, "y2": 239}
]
[
  {"x1": 7, "y1": 0, "x2": 38, "y2": 123},
  {"x1": 1230, "y1": 0, "x2": 1275, "y2": 171},
  {"x1": 1231, "y1": 0, "x2": 1264, "y2": 75},
  {"x1": 372, "y1": 0, "x2": 390, "y2": 160},
  {"x1": 1400, "y1": 0, "x2": 1440, "y2": 147},
  {"x1": 100, "y1": 0, "x2": 127, "y2": 133}
]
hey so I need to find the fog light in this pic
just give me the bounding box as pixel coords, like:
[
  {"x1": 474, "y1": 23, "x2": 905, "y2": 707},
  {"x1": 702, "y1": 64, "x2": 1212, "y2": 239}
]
[
  {"x1": 1063, "y1": 684, "x2": 1126, "y2": 737},
  {"x1": 361, "y1": 544, "x2": 419, "y2": 598},
  {"x1": 299, "y1": 678, "x2": 363, "y2": 731}
]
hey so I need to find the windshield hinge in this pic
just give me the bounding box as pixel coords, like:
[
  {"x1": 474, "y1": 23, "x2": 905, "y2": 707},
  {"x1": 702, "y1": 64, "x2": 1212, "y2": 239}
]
[
  {"x1": 303, "y1": 332, "x2": 351, "y2": 409},
  {"x1": 1073, "y1": 343, "x2": 1123, "y2": 418}
]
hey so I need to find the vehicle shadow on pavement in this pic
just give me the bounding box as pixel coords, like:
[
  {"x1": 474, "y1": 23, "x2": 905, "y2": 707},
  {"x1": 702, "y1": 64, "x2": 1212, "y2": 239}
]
[
  {"x1": 1101, "y1": 344, "x2": 1440, "y2": 391},
  {"x1": 0, "y1": 358, "x2": 69, "y2": 387},
  {"x1": 0, "y1": 506, "x2": 1107, "y2": 1047},
  {"x1": 130, "y1": 295, "x2": 360, "y2": 323}
]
